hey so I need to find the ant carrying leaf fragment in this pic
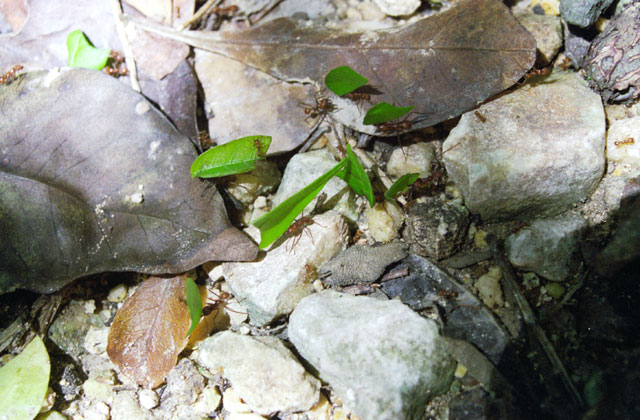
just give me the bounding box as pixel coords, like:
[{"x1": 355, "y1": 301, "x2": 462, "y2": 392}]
[
  {"x1": 384, "y1": 173, "x2": 420, "y2": 202},
  {"x1": 324, "y1": 65, "x2": 369, "y2": 96},
  {"x1": 190, "y1": 135, "x2": 272, "y2": 178},
  {"x1": 66, "y1": 30, "x2": 111, "y2": 70},
  {"x1": 363, "y1": 102, "x2": 415, "y2": 126}
]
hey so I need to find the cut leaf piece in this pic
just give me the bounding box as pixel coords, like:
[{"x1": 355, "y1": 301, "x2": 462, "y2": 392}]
[
  {"x1": 107, "y1": 275, "x2": 191, "y2": 389},
  {"x1": 336, "y1": 145, "x2": 375, "y2": 207},
  {"x1": 325, "y1": 65, "x2": 369, "y2": 96},
  {"x1": 384, "y1": 173, "x2": 420, "y2": 202},
  {"x1": 190, "y1": 135, "x2": 272, "y2": 178},
  {"x1": 252, "y1": 158, "x2": 347, "y2": 249},
  {"x1": 66, "y1": 30, "x2": 111, "y2": 69},
  {"x1": 0, "y1": 335, "x2": 50, "y2": 420},
  {"x1": 363, "y1": 102, "x2": 415, "y2": 125},
  {"x1": 185, "y1": 277, "x2": 202, "y2": 337}
]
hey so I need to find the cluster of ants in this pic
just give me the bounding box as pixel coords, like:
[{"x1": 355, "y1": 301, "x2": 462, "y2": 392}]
[
  {"x1": 103, "y1": 51, "x2": 128, "y2": 78},
  {"x1": 0, "y1": 64, "x2": 23, "y2": 85}
]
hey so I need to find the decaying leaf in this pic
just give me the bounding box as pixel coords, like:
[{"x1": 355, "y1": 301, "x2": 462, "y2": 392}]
[
  {"x1": 0, "y1": 69, "x2": 257, "y2": 295},
  {"x1": 107, "y1": 275, "x2": 191, "y2": 389},
  {"x1": 131, "y1": 0, "x2": 536, "y2": 134}
]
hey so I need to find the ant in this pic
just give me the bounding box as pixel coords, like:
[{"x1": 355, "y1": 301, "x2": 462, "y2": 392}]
[
  {"x1": 254, "y1": 138, "x2": 266, "y2": 158},
  {"x1": 344, "y1": 91, "x2": 372, "y2": 109},
  {"x1": 299, "y1": 92, "x2": 337, "y2": 124},
  {"x1": 284, "y1": 216, "x2": 323, "y2": 253},
  {"x1": 614, "y1": 137, "x2": 635, "y2": 147},
  {"x1": 103, "y1": 51, "x2": 128, "y2": 77},
  {"x1": 211, "y1": 5, "x2": 239, "y2": 18},
  {"x1": 518, "y1": 66, "x2": 551, "y2": 84},
  {"x1": 200, "y1": 285, "x2": 246, "y2": 330},
  {"x1": 375, "y1": 118, "x2": 413, "y2": 136},
  {"x1": 0, "y1": 64, "x2": 23, "y2": 84}
]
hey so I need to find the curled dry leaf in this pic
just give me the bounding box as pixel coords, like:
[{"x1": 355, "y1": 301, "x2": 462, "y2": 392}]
[
  {"x1": 131, "y1": 0, "x2": 536, "y2": 135},
  {"x1": 107, "y1": 275, "x2": 190, "y2": 389}
]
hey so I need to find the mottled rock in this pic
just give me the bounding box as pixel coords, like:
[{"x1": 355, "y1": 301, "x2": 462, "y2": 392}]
[
  {"x1": 584, "y1": 2, "x2": 640, "y2": 102},
  {"x1": 319, "y1": 241, "x2": 407, "y2": 286},
  {"x1": 288, "y1": 291, "x2": 455, "y2": 420},
  {"x1": 365, "y1": 201, "x2": 404, "y2": 242},
  {"x1": 48, "y1": 300, "x2": 104, "y2": 360},
  {"x1": 404, "y1": 198, "x2": 470, "y2": 259},
  {"x1": 157, "y1": 359, "x2": 206, "y2": 418},
  {"x1": 560, "y1": 0, "x2": 615, "y2": 27},
  {"x1": 386, "y1": 143, "x2": 436, "y2": 178},
  {"x1": 273, "y1": 148, "x2": 358, "y2": 222},
  {"x1": 475, "y1": 266, "x2": 504, "y2": 309},
  {"x1": 196, "y1": 331, "x2": 320, "y2": 416},
  {"x1": 505, "y1": 213, "x2": 587, "y2": 281},
  {"x1": 515, "y1": 12, "x2": 563, "y2": 65},
  {"x1": 443, "y1": 71, "x2": 605, "y2": 221},
  {"x1": 212, "y1": 211, "x2": 349, "y2": 326}
]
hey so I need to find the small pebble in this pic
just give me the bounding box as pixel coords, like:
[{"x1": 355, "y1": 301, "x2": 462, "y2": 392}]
[
  {"x1": 365, "y1": 201, "x2": 403, "y2": 242},
  {"x1": 137, "y1": 389, "x2": 158, "y2": 410},
  {"x1": 475, "y1": 274, "x2": 504, "y2": 308},
  {"x1": 546, "y1": 282, "x2": 566, "y2": 299},
  {"x1": 307, "y1": 394, "x2": 331, "y2": 420},
  {"x1": 223, "y1": 387, "x2": 252, "y2": 414},
  {"x1": 107, "y1": 284, "x2": 127, "y2": 303}
]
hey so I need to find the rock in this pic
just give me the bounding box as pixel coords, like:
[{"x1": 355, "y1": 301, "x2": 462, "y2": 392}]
[
  {"x1": 272, "y1": 148, "x2": 358, "y2": 222},
  {"x1": 110, "y1": 390, "x2": 152, "y2": 420},
  {"x1": 107, "y1": 284, "x2": 128, "y2": 303},
  {"x1": 212, "y1": 211, "x2": 349, "y2": 326},
  {"x1": 48, "y1": 300, "x2": 104, "y2": 360},
  {"x1": 196, "y1": 331, "x2": 320, "y2": 416},
  {"x1": 386, "y1": 143, "x2": 436, "y2": 179},
  {"x1": 137, "y1": 389, "x2": 158, "y2": 410},
  {"x1": 605, "y1": 114, "x2": 640, "y2": 165},
  {"x1": 560, "y1": 0, "x2": 615, "y2": 27},
  {"x1": 194, "y1": 49, "x2": 315, "y2": 154},
  {"x1": 157, "y1": 359, "x2": 205, "y2": 416},
  {"x1": 515, "y1": 12, "x2": 563, "y2": 65},
  {"x1": 372, "y1": 0, "x2": 420, "y2": 16},
  {"x1": 288, "y1": 291, "x2": 455, "y2": 420},
  {"x1": 403, "y1": 198, "x2": 470, "y2": 259},
  {"x1": 584, "y1": 2, "x2": 640, "y2": 102},
  {"x1": 505, "y1": 213, "x2": 587, "y2": 281},
  {"x1": 563, "y1": 24, "x2": 593, "y2": 67},
  {"x1": 475, "y1": 266, "x2": 504, "y2": 309},
  {"x1": 443, "y1": 71, "x2": 605, "y2": 221},
  {"x1": 192, "y1": 383, "x2": 221, "y2": 418},
  {"x1": 83, "y1": 326, "x2": 109, "y2": 355},
  {"x1": 364, "y1": 201, "x2": 404, "y2": 242},
  {"x1": 319, "y1": 241, "x2": 407, "y2": 286},
  {"x1": 227, "y1": 160, "x2": 281, "y2": 206}
]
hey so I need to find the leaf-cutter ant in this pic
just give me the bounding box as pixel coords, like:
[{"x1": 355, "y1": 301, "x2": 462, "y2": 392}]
[
  {"x1": 0, "y1": 65, "x2": 23, "y2": 84},
  {"x1": 299, "y1": 92, "x2": 337, "y2": 124},
  {"x1": 614, "y1": 137, "x2": 635, "y2": 147}
]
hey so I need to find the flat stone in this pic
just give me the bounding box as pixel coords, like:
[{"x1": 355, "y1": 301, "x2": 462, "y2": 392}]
[
  {"x1": 288, "y1": 290, "x2": 455, "y2": 420},
  {"x1": 515, "y1": 12, "x2": 563, "y2": 65},
  {"x1": 196, "y1": 331, "x2": 320, "y2": 416},
  {"x1": 443, "y1": 71, "x2": 605, "y2": 221}
]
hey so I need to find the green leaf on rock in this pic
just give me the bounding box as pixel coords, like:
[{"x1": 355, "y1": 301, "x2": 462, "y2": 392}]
[
  {"x1": 0, "y1": 335, "x2": 50, "y2": 420},
  {"x1": 384, "y1": 173, "x2": 420, "y2": 202},
  {"x1": 324, "y1": 66, "x2": 369, "y2": 96},
  {"x1": 190, "y1": 135, "x2": 272, "y2": 178},
  {"x1": 336, "y1": 144, "x2": 375, "y2": 207},
  {"x1": 363, "y1": 102, "x2": 414, "y2": 125},
  {"x1": 66, "y1": 30, "x2": 111, "y2": 70},
  {"x1": 252, "y1": 158, "x2": 347, "y2": 249},
  {"x1": 185, "y1": 277, "x2": 202, "y2": 337}
]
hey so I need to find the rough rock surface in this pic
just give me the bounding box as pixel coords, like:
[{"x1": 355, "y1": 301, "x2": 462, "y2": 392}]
[
  {"x1": 288, "y1": 291, "x2": 455, "y2": 420},
  {"x1": 443, "y1": 71, "x2": 605, "y2": 221},
  {"x1": 560, "y1": 0, "x2": 615, "y2": 27}
]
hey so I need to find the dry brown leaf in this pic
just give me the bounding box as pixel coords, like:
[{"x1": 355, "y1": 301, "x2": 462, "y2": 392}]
[
  {"x1": 107, "y1": 275, "x2": 191, "y2": 389},
  {"x1": 131, "y1": 0, "x2": 536, "y2": 134}
]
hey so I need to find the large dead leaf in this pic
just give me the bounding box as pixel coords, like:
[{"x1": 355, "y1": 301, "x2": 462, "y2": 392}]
[
  {"x1": 107, "y1": 275, "x2": 190, "y2": 388},
  {"x1": 0, "y1": 68, "x2": 257, "y2": 295},
  {"x1": 132, "y1": 0, "x2": 536, "y2": 134}
]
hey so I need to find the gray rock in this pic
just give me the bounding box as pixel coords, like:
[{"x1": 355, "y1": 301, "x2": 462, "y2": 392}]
[
  {"x1": 48, "y1": 300, "x2": 104, "y2": 360},
  {"x1": 110, "y1": 390, "x2": 154, "y2": 420},
  {"x1": 403, "y1": 198, "x2": 470, "y2": 260},
  {"x1": 319, "y1": 241, "x2": 408, "y2": 286},
  {"x1": 515, "y1": 12, "x2": 563, "y2": 66},
  {"x1": 213, "y1": 211, "x2": 349, "y2": 326},
  {"x1": 386, "y1": 142, "x2": 436, "y2": 179},
  {"x1": 505, "y1": 213, "x2": 587, "y2": 281},
  {"x1": 157, "y1": 359, "x2": 206, "y2": 418},
  {"x1": 584, "y1": 2, "x2": 640, "y2": 103},
  {"x1": 560, "y1": 0, "x2": 615, "y2": 28},
  {"x1": 272, "y1": 148, "x2": 358, "y2": 222},
  {"x1": 288, "y1": 291, "x2": 455, "y2": 420},
  {"x1": 563, "y1": 23, "x2": 592, "y2": 67},
  {"x1": 443, "y1": 71, "x2": 605, "y2": 221},
  {"x1": 196, "y1": 331, "x2": 320, "y2": 416}
]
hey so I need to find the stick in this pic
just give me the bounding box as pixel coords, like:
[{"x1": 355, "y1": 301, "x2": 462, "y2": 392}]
[{"x1": 110, "y1": 0, "x2": 141, "y2": 92}]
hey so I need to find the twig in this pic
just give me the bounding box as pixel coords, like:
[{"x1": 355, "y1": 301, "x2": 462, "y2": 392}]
[
  {"x1": 299, "y1": 119, "x2": 330, "y2": 153},
  {"x1": 177, "y1": 0, "x2": 222, "y2": 31},
  {"x1": 110, "y1": 0, "x2": 141, "y2": 92},
  {"x1": 489, "y1": 237, "x2": 584, "y2": 407}
]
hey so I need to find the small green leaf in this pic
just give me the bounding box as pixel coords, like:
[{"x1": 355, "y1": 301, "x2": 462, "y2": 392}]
[
  {"x1": 190, "y1": 135, "x2": 271, "y2": 178},
  {"x1": 336, "y1": 144, "x2": 375, "y2": 207},
  {"x1": 252, "y1": 158, "x2": 347, "y2": 249},
  {"x1": 66, "y1": 30, "x2": 111, "y2": 70},
  {"x1": 363, "y1": 102, "x2": 415, "y2": 125},
  {"x1": 185, "y1": 278, "x2": 202, "y2": 337},
  {"x1": 384, "y1": 173, "x2": 420, "y2": 202},
  {"x1": 324, "y1": 66, "x2": 369, "y2": 96},
  {"x1": 0, "y1": 335, "x2": 50, "y2": 420}
]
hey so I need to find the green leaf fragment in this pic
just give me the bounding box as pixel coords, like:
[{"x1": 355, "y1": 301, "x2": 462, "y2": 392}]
[
  {"x1": 190, "y1": 135, "x2": 272, "y2": 178},
  {"x1": 252, "y1": 158, "x2": 347, "y2": 249},
  {"x1": 363, "y1": 102, "x2": 415, "y2": 125},
  {"x1": 185, "y1": 277, "x2": 202, "y2": 337},
  {"x1": 324, "y1": 66, "x2": 369, "y2": 96},
  {"x1": 336, "y1": 144, "x2": 375, "y2": 207},
  {"x1": 384, "y1": 173, "x2": 420, "y2": 202},
  {"x1": 0, "y1": 335, "x2": 50, "y2": 420},
  {"x1": 66, "y1": 30, "x2": 111, "y2": 70}
]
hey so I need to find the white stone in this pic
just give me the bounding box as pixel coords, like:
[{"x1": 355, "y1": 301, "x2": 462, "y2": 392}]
[
  {"x1": 137, "y1": 389, "x2": 159, "y2": 410},
  {"x1": 373, "y1": 0, "x2": 421, "y2": 16},
  {"x1": 606, "y1": 114, "x2": 640, "y2": 166},
  {"x1": 107, "y1": 284, "x2": 127, "y2": 303},
  {"x1": 475, "y1": 274, "x2": 504, "y2": 309},
  {"x1": 386, "y1": 142, "x2": 436, "y2": 178},
  {"x1": 365, "y1": 201, "x2": 403, "y2": 242}
]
